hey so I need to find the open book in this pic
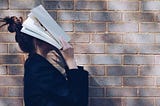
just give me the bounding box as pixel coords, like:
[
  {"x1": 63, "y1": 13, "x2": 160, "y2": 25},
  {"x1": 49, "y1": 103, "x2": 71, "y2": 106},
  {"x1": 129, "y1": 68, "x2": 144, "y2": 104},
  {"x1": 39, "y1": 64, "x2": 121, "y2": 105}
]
[{"x1": 21, "y1": 5, "x2": 71, "y2": 49}]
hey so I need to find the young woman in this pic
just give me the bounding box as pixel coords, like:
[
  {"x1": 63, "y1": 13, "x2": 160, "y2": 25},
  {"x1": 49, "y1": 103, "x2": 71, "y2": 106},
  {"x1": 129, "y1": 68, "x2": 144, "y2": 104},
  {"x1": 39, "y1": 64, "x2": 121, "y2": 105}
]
[{"x1": 0, "y1": 16, "x2": 88, "y2": 106}]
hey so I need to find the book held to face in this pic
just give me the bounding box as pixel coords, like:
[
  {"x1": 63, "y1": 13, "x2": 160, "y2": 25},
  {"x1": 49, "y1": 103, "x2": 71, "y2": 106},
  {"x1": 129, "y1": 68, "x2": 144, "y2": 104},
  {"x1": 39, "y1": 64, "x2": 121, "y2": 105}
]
[{"x1": 21, "y1": 5, "x2": 71, "y2": 49}]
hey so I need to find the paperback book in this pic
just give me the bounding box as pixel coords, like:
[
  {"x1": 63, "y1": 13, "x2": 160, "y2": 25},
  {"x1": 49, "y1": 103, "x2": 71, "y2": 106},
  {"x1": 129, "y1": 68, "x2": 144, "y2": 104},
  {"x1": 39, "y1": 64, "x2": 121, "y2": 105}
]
[{"x1": 21, "y1": 5, "x2": 71, "y2": 49}]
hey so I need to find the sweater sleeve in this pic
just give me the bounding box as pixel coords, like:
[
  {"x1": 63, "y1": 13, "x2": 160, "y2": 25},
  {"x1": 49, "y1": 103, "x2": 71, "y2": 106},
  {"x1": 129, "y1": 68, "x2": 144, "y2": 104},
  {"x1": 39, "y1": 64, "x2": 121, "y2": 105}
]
[
  {"x1": 66, "y1": 66, "x2": 89, "y2": 106},
  {"x1": 24, "y1": 63, "x2": 88, "y2": 106}
]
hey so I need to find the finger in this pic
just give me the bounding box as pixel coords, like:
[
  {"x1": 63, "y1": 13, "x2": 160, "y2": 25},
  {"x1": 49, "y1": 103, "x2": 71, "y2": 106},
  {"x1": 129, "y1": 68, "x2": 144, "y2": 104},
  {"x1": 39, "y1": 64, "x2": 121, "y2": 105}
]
[
  {"x1": 51, "y1": 58, "x2": 65, "y2": 68},
  {"x1": 51, "y1": 58, "x2": 61, "y2": 65},
  {"x1": 60, "y1": 37, "x2": 72, "y2": 47},
  {"x1": 51, "y1": 52, "x2": 60, "y2": 59},
  {"x1": 51, "y1": 58, "x2": 57, "y2": 63},
  {"x1": 19, "y1": 17, "x2": 23, "y2": 23}
]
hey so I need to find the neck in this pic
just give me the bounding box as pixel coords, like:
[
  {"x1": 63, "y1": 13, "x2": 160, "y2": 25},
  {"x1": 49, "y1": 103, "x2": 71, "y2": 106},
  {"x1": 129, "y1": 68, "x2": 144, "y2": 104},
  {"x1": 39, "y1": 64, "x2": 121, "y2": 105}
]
[{"x1": 36, "y1": 47, "x2": 48, "y2": 58}]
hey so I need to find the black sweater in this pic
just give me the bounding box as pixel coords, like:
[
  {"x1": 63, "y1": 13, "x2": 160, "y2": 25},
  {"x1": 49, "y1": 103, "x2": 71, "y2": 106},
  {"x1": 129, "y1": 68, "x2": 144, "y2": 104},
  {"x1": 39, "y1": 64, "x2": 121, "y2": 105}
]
[{"x1": 24, "y1": 53, "x2": 88, "y2": 106}]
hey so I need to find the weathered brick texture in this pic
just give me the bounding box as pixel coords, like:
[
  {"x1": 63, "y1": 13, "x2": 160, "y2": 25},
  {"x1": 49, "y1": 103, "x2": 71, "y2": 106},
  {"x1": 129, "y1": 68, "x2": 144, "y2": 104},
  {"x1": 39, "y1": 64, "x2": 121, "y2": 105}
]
[
  {"x1": 75, "y1": 1, "x2": 107, "y2": 10},
  {"x1": 0, "y1": 0, "x2": 160, "y2": 106},
  {"x1": 10, "y1": 0, "x2": 42, "y2": 9},
  {"x1": 108, "y1": 1, "x2": 139, "y2": 11},
  {"x1": 109, "y1": 23, "x2": 138, "y2": 32},
  {"x1": 58, "y1": 12, "x2": 89, "y2": 21},
  {"x1": 0, "y1": 0, "x2": 8, "y2": 9}
]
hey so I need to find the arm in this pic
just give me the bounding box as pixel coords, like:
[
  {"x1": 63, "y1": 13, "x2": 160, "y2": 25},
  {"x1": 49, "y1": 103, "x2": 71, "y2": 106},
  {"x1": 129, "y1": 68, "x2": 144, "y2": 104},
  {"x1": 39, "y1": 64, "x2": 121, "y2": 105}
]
[
  {"x1": 59, "y1": 38, "x2": 89, "y2": 106},
  {"x1": 59, "y1": 38, "x2": 78, "y2": 70},
  {"x1": 66, "y1": 66, "x2": 89, "y2": 106}
]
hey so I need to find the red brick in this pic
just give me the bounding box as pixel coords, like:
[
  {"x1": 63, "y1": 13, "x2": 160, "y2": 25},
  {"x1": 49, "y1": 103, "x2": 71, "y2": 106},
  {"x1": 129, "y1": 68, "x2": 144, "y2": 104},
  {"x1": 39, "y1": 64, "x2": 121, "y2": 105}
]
[
  {"x1": 58, "y1": 12, "x2": 89, "y2": 21},
  {"x1": 0, "y1": 10, "x2": 25, "y2": 18},
  {"x1": 123, "y1": 34, "x2": 154, "y2": 44},
  {"x1": 106, "y1": 88, "x2": 137, "y2": 97},
  {"x1": 107, "y1": 66, "x2": 138, "y2": 76},
  {"x1": 91, "y1": 12, "x2": 121, "y2": 22},
  {"x1": 74, "y1": 44, "x2": 104, "y2": 54},
  {"x1": 8, "y1": 87, "x2": 23, "y2": 97},
  {"x1": 0, "y1": 76, "x2": 23, "y2": 86},
  {"x1": 84, "y1": 66, "x2": 105, "y2": 76},
  {"x1": 0, "y1": 87, "x2": 8, "y2": 97},
  {"x1": 0, "y1": 98, "x2": 23, "y2": 106},
  {"x1": 155, "y1": 98, "x2": 160, "y2": 106},
  {"x1": 89, "y1": 87, "x2": 104, "y2": 97},
  {"x1": 156, "y1": 77, "x2": 160, "y2": 86},
  {"x1": 109, "y1": 23, "x2": 138, "y2": 32},
  {"x1": 142, "y1": 1, "x2": 160, "y2": 11},
  {"x1": 0, "y1": 0, "x2": 8, "y2": 9},
  {"x1": 123, "y1": 99, "x2": 154, "y2": 106},
  {"x1": 124, "y1": 55, "x2": 155, "y2": 65},
  {"x1": 155, "y1": 13, "x2": 160, "y2": 22},
  {"x1": 123, "y1": 77, "x2": 154, "y2": 86},
  {"x1": 140, "y1": 66, "x2": 160, "y2": 76},
  {"x1": 140, "y1": 23, "x2": 160, "y2": 32},
  {"x1": 0, "y1": 66, "x2": 8, "y2": 75},
  {"x1": 44, "y1": 1, "x2": 73, "y2": 10},
  {"x1": 8, "y1": 65, "x2": 24, "y2": 75},
  {"x1": 139, "y1": 88, "x2": 160, "y2": 96},
  {"x1": 90, "y1": 98, "x2": 122, "y2": 106},
  {"x1": 0, "y1": 44, "x2": 8, "y2": 53},
  {"x1": 155, "y1": 56, "x2": 160, "y2": 64},
  {"x1": 107, "y1": 44, "x2": 138, "y2": 54},
  {"x1": 75, "y1": 54, "x2": 90, "y2": 65},
  {"x1": 75, "y1": 23, "x2": 106, "y2": 32},
  {"x1": 76, "y1": 1, "x2": 106, "y2": 10},
  {"x1": 9, "y1": 44, "x2": 22, "y2": 53},
  {"x1": 123, "y1": 13, "x2": 154, "y2": 22},
  {"x1": 0, "y1": 33, "x2": 15, "y2": 43},
  {"x1": 10, "y1": 0, "x2": 41, "y2": 9},
  {"x1": 91, "y1": 55, "x2": 121, "y2": 65},
  {"x1": 108, "y1": 1, "x2": 139, "y2": 11},
  {"x1": 156, "y1": 34, "x2": 160, "y2": 43},
  {"x1": 0, "y1": 55, "x2": 24, "y2": 64},
  {"x1": 70, "y1": 33, "x2": 90, "y2": 43},
  {"x1": 90, "y1": 77, "x2": 121, "y2": 86},
  {"x1": 58, "y1": 22, "x2": 73, "y2": 32},
  {"x1": 92, "y1": 34, "x2": 122, "y2": 43}
]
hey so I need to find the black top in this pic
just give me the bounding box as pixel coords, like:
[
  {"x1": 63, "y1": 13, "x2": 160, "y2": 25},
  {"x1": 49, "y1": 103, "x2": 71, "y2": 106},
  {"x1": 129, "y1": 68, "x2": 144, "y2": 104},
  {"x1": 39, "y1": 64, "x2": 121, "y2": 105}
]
[{"x1": 24, "y1": 53, "x2": 88, "y2": 106}]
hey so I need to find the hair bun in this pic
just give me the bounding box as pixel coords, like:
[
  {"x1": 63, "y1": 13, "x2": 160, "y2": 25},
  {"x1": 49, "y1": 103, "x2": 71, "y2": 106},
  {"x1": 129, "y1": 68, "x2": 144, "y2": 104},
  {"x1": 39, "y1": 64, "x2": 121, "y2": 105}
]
[
  {"x1": 8, "y1": 22, "x2": 18, "y2": 33},
  {"x1": 3, "y1": 17, "x2": 14, "y2": 24},
  {"x1": 0, "y1": 16, "x2": 23, "y2": 33}
]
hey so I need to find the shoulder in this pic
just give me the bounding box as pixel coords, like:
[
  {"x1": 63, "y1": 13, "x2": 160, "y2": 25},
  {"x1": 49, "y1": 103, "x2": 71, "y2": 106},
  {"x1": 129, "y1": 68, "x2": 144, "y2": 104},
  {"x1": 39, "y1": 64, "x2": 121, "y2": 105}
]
[
  {"x1": 24, "y1": 53, "x2": 63, "y2": 77},
  {"x1": 25, "y1": 53, "x2": 49, "y2": 66},
  {"x1": 25, "y1": 53, "x2": 53, "y2": 70},
  {"x1": 24, "y1": 53, "x2": 55, "y2": 77}
]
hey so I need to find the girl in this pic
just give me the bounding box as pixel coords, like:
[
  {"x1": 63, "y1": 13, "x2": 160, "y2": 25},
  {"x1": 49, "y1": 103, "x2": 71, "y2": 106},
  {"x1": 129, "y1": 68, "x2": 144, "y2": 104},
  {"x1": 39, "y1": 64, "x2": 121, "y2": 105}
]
[{"x1": 0, "y1": 16, "x2": 88, "y2": 106}]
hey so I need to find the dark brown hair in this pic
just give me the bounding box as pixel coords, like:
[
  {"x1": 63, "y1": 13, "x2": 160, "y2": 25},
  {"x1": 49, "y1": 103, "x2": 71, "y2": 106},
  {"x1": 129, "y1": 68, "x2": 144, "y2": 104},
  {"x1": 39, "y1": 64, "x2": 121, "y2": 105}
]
[{"x1": 0, "y1": 16, "x2": 35, "y2": 53}]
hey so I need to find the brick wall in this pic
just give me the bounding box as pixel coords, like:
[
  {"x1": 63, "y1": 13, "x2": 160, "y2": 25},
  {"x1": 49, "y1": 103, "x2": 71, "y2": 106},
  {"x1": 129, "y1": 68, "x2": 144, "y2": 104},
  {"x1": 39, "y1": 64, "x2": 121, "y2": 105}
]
[{"x1": 0, "y1": 0, "x2": 160, "y2": 106}]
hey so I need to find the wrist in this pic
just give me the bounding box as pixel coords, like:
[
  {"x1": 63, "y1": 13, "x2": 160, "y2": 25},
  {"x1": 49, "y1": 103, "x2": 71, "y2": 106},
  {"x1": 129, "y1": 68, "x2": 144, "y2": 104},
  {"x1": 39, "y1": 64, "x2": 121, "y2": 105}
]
[{"x1": 66, "y1": 58, "x2": 78, "y2": 69}]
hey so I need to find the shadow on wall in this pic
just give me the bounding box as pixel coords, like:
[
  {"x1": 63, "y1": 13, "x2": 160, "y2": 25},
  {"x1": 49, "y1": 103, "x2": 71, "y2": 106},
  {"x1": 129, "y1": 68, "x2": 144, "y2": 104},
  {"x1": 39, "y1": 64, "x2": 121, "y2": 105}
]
[
  {"x1": 89, "y1": 76, "x2": 122, "y2": 106},
  {"x1": 53, "y1": 1, "x2": 160, "y2": 106}
]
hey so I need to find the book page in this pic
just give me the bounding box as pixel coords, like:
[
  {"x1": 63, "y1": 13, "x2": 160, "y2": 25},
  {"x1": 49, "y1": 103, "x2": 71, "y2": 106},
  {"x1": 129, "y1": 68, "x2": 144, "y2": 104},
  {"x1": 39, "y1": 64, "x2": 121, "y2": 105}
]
[
  {"x1": 31, "y1": 5, "x2": 71, "y2": 45},
  {"x1": 28, "y1": 13, "x2": 61, "y2": 46},
  {"x1": 21, "y1": 5, "x2": 71, "y2": 49},
  {"x1": 21, "y1": 27, "x2": 62, "y2": 49},
  {"x1": 21, "y1": 16, "x2": 62, "y2": 49}
]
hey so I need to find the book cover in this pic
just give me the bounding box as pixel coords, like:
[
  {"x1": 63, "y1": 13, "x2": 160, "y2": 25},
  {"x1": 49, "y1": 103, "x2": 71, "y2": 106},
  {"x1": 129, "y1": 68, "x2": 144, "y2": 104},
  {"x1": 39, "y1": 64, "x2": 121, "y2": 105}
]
[{"x1": 21, "y1": 5, "x2": 71, "y2": 49}]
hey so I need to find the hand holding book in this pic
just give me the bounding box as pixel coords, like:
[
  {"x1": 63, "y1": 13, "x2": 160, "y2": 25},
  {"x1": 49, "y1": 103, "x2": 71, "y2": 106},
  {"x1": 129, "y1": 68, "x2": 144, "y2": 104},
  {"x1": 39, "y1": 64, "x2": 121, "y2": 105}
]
[{"x1": 60, "y1": 38, "x2": 78, "y2": 69}]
